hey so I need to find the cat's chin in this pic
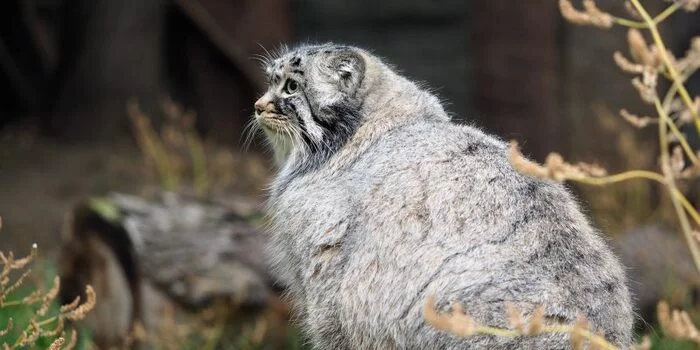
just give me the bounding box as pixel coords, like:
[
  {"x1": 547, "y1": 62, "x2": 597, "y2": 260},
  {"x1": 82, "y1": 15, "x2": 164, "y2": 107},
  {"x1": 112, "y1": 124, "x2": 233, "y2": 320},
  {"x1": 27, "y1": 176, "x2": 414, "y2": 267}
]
[
  {"x1": 257, "y1": 113, "x2": 289, "y2": 130},
  {"x1": 261, "y1": 129, "x2": 297, "y2": 165}
]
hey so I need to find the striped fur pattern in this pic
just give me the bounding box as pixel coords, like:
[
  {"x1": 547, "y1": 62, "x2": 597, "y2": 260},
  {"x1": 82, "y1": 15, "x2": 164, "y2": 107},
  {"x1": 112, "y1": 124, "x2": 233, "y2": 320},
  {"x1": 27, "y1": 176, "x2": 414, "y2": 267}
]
[{"x1": 254, "y1": 43, "x2": 634, "y2": 349}]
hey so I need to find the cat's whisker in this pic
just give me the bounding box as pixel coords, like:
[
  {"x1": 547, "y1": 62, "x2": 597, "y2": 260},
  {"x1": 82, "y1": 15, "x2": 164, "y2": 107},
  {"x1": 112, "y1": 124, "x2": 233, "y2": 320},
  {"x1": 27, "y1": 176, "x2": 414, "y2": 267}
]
[{"x1": 241, "y1": 119, "x2": 261, "y2": 152}]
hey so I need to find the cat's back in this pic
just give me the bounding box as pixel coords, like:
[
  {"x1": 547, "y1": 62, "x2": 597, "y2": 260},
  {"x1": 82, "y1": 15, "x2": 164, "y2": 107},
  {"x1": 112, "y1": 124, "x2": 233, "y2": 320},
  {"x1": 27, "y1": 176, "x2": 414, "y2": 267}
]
[
  {"x1": 344, "y1": 119, "x2": 544, "y2": 214},
  {"x1": 332, "y1": 120, "x2": 633, "y2": 348}
]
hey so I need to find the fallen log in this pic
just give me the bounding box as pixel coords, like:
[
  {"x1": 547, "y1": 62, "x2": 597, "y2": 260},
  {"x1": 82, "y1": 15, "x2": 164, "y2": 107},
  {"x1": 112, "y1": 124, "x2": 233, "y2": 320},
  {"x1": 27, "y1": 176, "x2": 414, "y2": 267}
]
[{"x1": 58, "y1": 191, "x2": 290, "y2": 349}]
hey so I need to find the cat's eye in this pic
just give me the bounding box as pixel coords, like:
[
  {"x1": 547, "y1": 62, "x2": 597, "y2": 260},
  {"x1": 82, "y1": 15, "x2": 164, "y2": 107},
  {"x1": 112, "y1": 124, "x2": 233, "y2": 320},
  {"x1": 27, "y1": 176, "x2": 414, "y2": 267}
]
[{"x1": 284, "y1": 79, "x2": 299, "y2": 94}]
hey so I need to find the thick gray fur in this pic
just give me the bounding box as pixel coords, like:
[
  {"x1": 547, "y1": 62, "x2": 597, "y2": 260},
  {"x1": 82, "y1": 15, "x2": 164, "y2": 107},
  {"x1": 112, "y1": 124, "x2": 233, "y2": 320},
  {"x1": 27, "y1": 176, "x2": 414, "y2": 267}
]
[{"x1": 253, "y1": 43, "x2": 633, "y2": 349}]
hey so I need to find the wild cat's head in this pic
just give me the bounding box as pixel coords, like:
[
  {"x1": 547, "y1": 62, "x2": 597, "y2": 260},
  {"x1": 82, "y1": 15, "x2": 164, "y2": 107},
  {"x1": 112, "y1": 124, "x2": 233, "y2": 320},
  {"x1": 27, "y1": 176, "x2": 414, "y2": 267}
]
[{"x1": 253, "y1": 44, "x2": 368, "y2": 169}]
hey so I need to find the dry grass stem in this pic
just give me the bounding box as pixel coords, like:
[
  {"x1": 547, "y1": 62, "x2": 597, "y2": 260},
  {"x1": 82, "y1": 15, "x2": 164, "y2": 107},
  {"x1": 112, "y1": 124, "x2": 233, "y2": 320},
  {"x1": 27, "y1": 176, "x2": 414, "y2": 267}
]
[
  {"x1": 0, "y1": 244, "x2": 96, "y2": 349},
  {"x1": 40, "y1": 317, "x2": 65, "y2": 338},
  {"x1": 628, "y1": 0, "x2": 700, "y2": 131},
  {"x1": 624, "y1": 1, "x2": 643, "y2": 19},
  {"x1": 127, "y1": 97, "x2": 240, "y2": 195},
  {"x1": 678, "y1": 96, "x2": 700, "y2": 125},
  {"x1": 570, "y1": 316, "x2": 592, "y2": 349},
  {"x1": 64, "y1": 329, "x2": 77, "y2": 350},
  {"x1": 423, "y1": 296, "x2": 621, "y2": 349},
  {"x1": 1, "y1": 245, "x2": 38, "y2": 307},
  {"x1": 524, "y1": 0, "x2": 700, "y2": 284}
]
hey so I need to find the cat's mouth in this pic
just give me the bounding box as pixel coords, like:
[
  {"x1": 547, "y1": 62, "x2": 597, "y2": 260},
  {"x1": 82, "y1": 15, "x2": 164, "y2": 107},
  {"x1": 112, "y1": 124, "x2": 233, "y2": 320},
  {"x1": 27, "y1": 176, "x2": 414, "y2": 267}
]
[{"x1": 256, "y1": 112, "x2": 290, "y2": 132}]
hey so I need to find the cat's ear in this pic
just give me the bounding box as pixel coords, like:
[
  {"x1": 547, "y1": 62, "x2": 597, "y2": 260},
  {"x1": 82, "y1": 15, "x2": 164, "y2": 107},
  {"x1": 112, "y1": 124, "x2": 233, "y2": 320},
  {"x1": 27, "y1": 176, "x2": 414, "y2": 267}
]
[{"x1": 327, "y1": 48, "x2": 365, "y2": 95}]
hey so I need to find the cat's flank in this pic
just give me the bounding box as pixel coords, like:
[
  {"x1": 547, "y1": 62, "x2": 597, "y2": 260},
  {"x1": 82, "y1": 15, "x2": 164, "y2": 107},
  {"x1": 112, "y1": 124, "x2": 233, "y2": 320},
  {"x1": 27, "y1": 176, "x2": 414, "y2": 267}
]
[{"x1": 253, "y1": 43, "x2": 633, "y2": 349}]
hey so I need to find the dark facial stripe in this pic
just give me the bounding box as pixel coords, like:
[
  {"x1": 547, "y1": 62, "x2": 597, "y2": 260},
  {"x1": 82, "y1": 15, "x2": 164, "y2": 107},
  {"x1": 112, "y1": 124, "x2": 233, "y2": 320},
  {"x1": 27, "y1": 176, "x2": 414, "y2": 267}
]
[{"x1": 311, "y1": 112, "x2": 334, "y2": 131}]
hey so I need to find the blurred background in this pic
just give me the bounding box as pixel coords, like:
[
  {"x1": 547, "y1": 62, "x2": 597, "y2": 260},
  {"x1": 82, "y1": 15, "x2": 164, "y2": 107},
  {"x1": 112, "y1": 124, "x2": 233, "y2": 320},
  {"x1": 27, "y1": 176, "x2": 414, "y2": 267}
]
[{"x1": 0, "y1": 0, "x2": 699, "y2": 348}]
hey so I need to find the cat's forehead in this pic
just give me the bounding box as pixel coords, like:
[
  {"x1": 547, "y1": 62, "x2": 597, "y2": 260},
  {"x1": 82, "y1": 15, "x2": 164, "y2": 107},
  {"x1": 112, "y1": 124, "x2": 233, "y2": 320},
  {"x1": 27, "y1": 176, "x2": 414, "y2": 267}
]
[
  {"x1": 265, "y1": 45, "x2": 348, "y2": 78},
  {"x1": 266, "y1": 51, "x2": 304, "y2": 76}
]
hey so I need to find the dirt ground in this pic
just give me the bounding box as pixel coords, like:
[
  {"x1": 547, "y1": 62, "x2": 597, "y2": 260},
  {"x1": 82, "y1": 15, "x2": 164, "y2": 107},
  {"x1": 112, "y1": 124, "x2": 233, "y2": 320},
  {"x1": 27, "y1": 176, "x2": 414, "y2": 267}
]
[{"x1": 0, "y1": 127, "x2": 272, "y2": 257}]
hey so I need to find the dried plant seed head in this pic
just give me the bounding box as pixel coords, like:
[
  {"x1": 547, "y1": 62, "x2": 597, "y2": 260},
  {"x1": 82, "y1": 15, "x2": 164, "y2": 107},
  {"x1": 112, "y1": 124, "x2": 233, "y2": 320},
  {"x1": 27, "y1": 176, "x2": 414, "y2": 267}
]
[
  {"x1": 582, "y1": 0, "x2": 614, "y2": 27},
  {"x1": 628, "y1": 29, "x2": 653, "y2": 66},
  {"x1": 591, "y1": 330, "x2": 609, "y2": 350},
  {"x1": 642, "y1": 68, "x2": 658, "y2": 89},
  {"x1": 676, "y1": 37, "x2": 700, "y2": 73},
  {"x1": 0, "y1": 319, "x2": 12, "y2": 337},
  {"x1": 3, "y1": 269, "x2": 32, "y2": 298},
  {"x1": 559, "y1": 0, "x2": 613, "y2": 28},
  {"x1": 679, "y1": 311, "x2": 700, "y2": 341},
  {"x1": 1, "y1": 252, "x2": 15, "y2": 285},
  {"x1": 65, "y1": 285, "x2": 96, "y2": 321},
  {"x1": 619, "y1": 109, "x2": 656, "y2": 128},
  {"x1": 560, "y1": 0, "x2": 592, "y2": 25},
  {"x1": 670, "y1": 0, "x2": 700, "y2": 11},
  {"x1": 10, "y1": 244, "x2": 37, "y2": 270},
  {"x1": 48, "y1": 337, "x2": 65, "y2": 350},
  {"x1": 631, "y1": 335, "x2": 652, "y2": 350},
  {"x1": 614, "y1": 51, "x2": 644, "y2": 74},
  {"x1": 20, "y1": 320, "x2": 42, "y2": 346},
  {"x1": 576, "y1": 162, "x2": 608, "y2": 177},
  {"x1": 657, "y1": 300, "x2": 700, "y2": 342},
  {"x1": 526, "y1": 306, "x2": 545, "y2": 335},
  {"x1": 572, "y1": 315, "x2": 592, "y2": 350},
  {"x1": 423, "y1": 296, "x2": 477, "y2": 337},
  {"x1": 453, "y1": 302, "x2": 464, "y2": 315},
  {"x1": 38, "y1": 276, "x2": 61, "y2": 316},
  {"x1": 631, "y1": 77, "x2": 656, "y2": 104},
  {"x1": 41, "y1": 317, "x2": 65, "y2": 338},
  {"x1": 423, "y1": 296, "x2": 443, "y2": 329},
  {"x1": 670, "y1": 146, "x2": 685, "y2": 176},
  {"x1": 508, "y1": 141, "x2": 552, "y2": 180},
  {"x1": 570, "y1": 329, "x2": 584, "y2": 350},
  {"x1": 60, "y1": 296, "x2": 81, "y2": 313},
  {"x1": 505, "y1": 302, "x2": 525, "y2": 333},
  {"x1": 509, "y1": 141, "x2": 609, "y2": 182},
  {"x1": 22, "y1": 289, "x2": 43, "y2": 305}
]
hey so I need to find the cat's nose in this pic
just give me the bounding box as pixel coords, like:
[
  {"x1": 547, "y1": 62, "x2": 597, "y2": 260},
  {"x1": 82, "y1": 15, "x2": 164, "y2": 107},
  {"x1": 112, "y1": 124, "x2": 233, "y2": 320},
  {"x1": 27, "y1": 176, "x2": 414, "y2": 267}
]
[
  {"x1": 254, "y1": 98, "x2": 266, "y2": 114},
  {"x1": 255, "y1": 94, "x2": 277, "y2": 114}
]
